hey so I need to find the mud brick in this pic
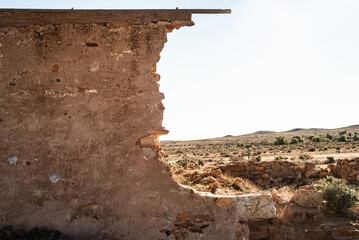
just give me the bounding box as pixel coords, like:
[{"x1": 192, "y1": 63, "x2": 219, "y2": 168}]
[
  {"x1": 332, "y1": 238, "x2": 353, "y2": 240},
  {"x1": 280, "y1": 226, "x2": 295, "y2": 235},
  {"x1": 268, "y1": 226, "x2": 279, "y2": 234},
  {"x1": 249, "y1": 226, "x2": 261, "y2": 232},
  {"x1": 351, "y1": 230, "x2": 359, "y2": 237},
  {"x1": 331, "y1": 230, "x2": 353, "y2": 238},
  {"x1": 250, "y1": 231, "x2": 268, "y2": 240},
  {"x1": 259, "y1": 226, "x2": 269, "y2": 233},
  {"x1": 288, "y1": 231, "x2": 306, "y2": 240},
  {"x1": 306, "y1": 230, "x2": 330, "y2": 240}
]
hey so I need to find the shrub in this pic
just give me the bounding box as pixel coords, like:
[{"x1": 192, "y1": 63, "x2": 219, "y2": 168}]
[
  {"x1": 236, "y1": 141, "x2": 245, "y2": 147},
  {"x1": 299, "y1": 154, "x2": 313, "y2": 160},
  {"x1": 274, "y1": 136, "x2": 288, "y2": 145},
  {"x1": 274, "y1": 156, "x2": 288, "y2": 160},
  {"x1": 230, "y1": 155, "x2": 242, "y2": 162},
  {"x1": 325, "y1": 156, "x2": 335, "y2": 164},
  {"x1": 255, "y1": 155, "x2": 262, "y2": 162},
  {"x1": 312, "y1": 136, "x2": 331, "y2": 142},
  {"x1": 326, "y1": 133, "x2": 334, "y2": 140},
  {"x1": 311, "y1": 136, "x2": 321, "y2": 142},
  {"x1": 354, "y1": 134, "x2": 359, "y2": 141},
  {"x1": 338, "y1": 134, "x2": 349, "y2": 142},
  {"x1": 308, "y1": 148, "x2": 316, "y2": 152},
  {"x1": 316, "y1": 176, "x2": 359, "y2": 215},
  {"x1": 290, "y1": 138, "x2": 299, "y2": 144},
  {"x1": 291, "y1": 135, "x2": 304, "y2": 144}
]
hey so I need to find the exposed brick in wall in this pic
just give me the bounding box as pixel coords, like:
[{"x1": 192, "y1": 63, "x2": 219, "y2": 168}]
[{"x1": 249, "y1": 219, "x2": 359, "y2": 240}]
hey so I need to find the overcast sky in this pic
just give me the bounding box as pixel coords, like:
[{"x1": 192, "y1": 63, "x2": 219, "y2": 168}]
[{"x1": 2, "y1": 1, "x2": 359, "y2": 140}]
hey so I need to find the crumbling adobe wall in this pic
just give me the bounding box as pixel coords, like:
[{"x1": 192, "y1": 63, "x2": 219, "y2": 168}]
[{"x1": 0, "y1": 15, "x2": 252, "y2": 239}]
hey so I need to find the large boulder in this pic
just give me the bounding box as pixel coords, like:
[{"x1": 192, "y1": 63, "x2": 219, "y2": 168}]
[
  {"x1": 236, "y1": 193, "x2": 276, "y2": 220},
  {"x1": 290, "y1": 186, "x2": 322, "y2": 208}
]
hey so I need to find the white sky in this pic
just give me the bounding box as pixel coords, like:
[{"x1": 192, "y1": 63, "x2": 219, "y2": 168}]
[{"x1": 2, "y1": 0, "x2": 359, "y2": 140}]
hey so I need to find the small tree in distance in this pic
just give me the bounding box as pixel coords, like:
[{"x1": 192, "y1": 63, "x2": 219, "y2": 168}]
[
  {"x1": 338, "y1": 134, "x2": 349, "y2": 142},
  {"x1": 291, "y1": 135, "x2": 304, "y2": 144},
  {"x1": 274, "y1": 136, "x2": 288, "y2": 145}
]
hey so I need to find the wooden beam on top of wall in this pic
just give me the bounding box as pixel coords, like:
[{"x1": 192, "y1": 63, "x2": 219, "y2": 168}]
[{"x1": 0, "y1": 9, "x2": 231, "y2": 27}]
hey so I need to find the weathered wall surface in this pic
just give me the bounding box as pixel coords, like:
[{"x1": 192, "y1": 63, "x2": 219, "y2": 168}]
[{"x1": 0, "y1": 17, "x2": 253, "y2": 239}]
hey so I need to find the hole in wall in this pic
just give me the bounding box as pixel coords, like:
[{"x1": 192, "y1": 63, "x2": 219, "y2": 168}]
[
  {"x1": 86, "y1": 42, "x2": 99, "y2": 47},
  {"x1": 154, "y1": 10, "x2": 359, "y2": 229}
]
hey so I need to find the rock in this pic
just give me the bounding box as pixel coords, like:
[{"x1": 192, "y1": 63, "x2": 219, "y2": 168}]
[
  {"x1": 283, "y1": 203, "x2": 322, "y2": 223},
  {"x1": 174, "y1": 212, "x2": 193, "y2": 228},
  {"x1": 299, "y1": 185, "x2": 314, "y2": 190},
  {"x1": 305, "y1": 170, "x2": 315, "y2": 178},
  {"x1": 262, "y1": 173, "x2": 269, "y2": 179},
  {"x1": 203, "y1": 176, "x2": 215, "y2": 184},
  {"x1": 188, "y1": 226, "x2": 202, "y2": 233},
  {"x1": 215, "y1": 197, "x2": 233, "y2": 207},
  {"x1": 236, "y1": 193, "x2": 276, "y2": 220},
  {"x1": 193, "y1": 177, "x2": 202, "y2": 184},
  {"x1": 304, "y1": 162, "x2": 315, "y2": 172},
  {"x1": 210, "y1": 169, "x2": 222, "y2": 177},
  {"x1": 7, "y1": 155, "x2": 18, "y2": 165},
  {"x1": 255, "y1": 166, "x2": 264, "y2": 171},
  {"x1": 320, "y1": 223, "x2": 338, "y2": 230},
  {"x1": 327, "y1": 164, "x2": 336, "y2": 170},
  {"x1": 194, "y1": 214, "x2": 215, "y2": 222},
  {"x1": 174, "y1": 230, "x2": 188, "y2": 240},
  {"x1": 290, "y1": 187, "x2": 322, "y2": 208},
  {"x1": 269, "y1": 189, "x2": 286, "y2": 205},
  {"x1": 233, "y1": 177, "x2": 246, "y2": 190}
]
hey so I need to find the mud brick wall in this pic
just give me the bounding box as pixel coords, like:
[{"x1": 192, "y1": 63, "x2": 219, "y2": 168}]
[{"x1": 0, "y1": 11, "x2": 251, "y2": 240}]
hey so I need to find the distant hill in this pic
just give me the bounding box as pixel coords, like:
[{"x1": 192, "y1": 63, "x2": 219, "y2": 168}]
[
  {"x1": 162, "y1": 124, "x2": 359, "y2": 145},
  {"x1": 286, "y1": 128, "x2": 305, "y2": 132},
  {"x1": 252, "y1": 131, "x2": 276, "y2": 135}
]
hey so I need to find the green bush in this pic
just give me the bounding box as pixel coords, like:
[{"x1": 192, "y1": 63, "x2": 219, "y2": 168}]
[
  {"x1": 311, "y1": 136, "x2": 321, "y2": 142},
  {"x1": 354, "y1": 134, "x2": 359, "y2": 141},
  {"x1": 326, "y1": 133, "x2": 334, "y2": 140},
  {"x1": 338, "y1": 134, "x2": 349, "y2": 142},
  {"x1": 292, "y1": 135, "x2": 304, "y2": 143},
  {"x1": 255, "y1": 155, "x2": 262, "y2": 162},
  {"x1": 312, "y1": 136, "x2": 331, "y2": 142},
  {"x1": 290, "y1": 135, "x2": 303, "y2": 144},
  {"x1": 274, "y1": 136, "x2": 288, "y2": 145},
  {"x1": 236, "y1": 141, "x2": 245, "y2": 147},
  {"x1": 316, "y1": 176, "x2": 359, "y2": 215}
]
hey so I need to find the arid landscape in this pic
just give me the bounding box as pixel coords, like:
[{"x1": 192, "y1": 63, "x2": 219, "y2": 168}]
[
  {"x1": 2, "y1": 4, "x2": 359, "y2": 239},
  {"x1": 162, "y1": 125, "x2": 359, "y2": 235}
]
